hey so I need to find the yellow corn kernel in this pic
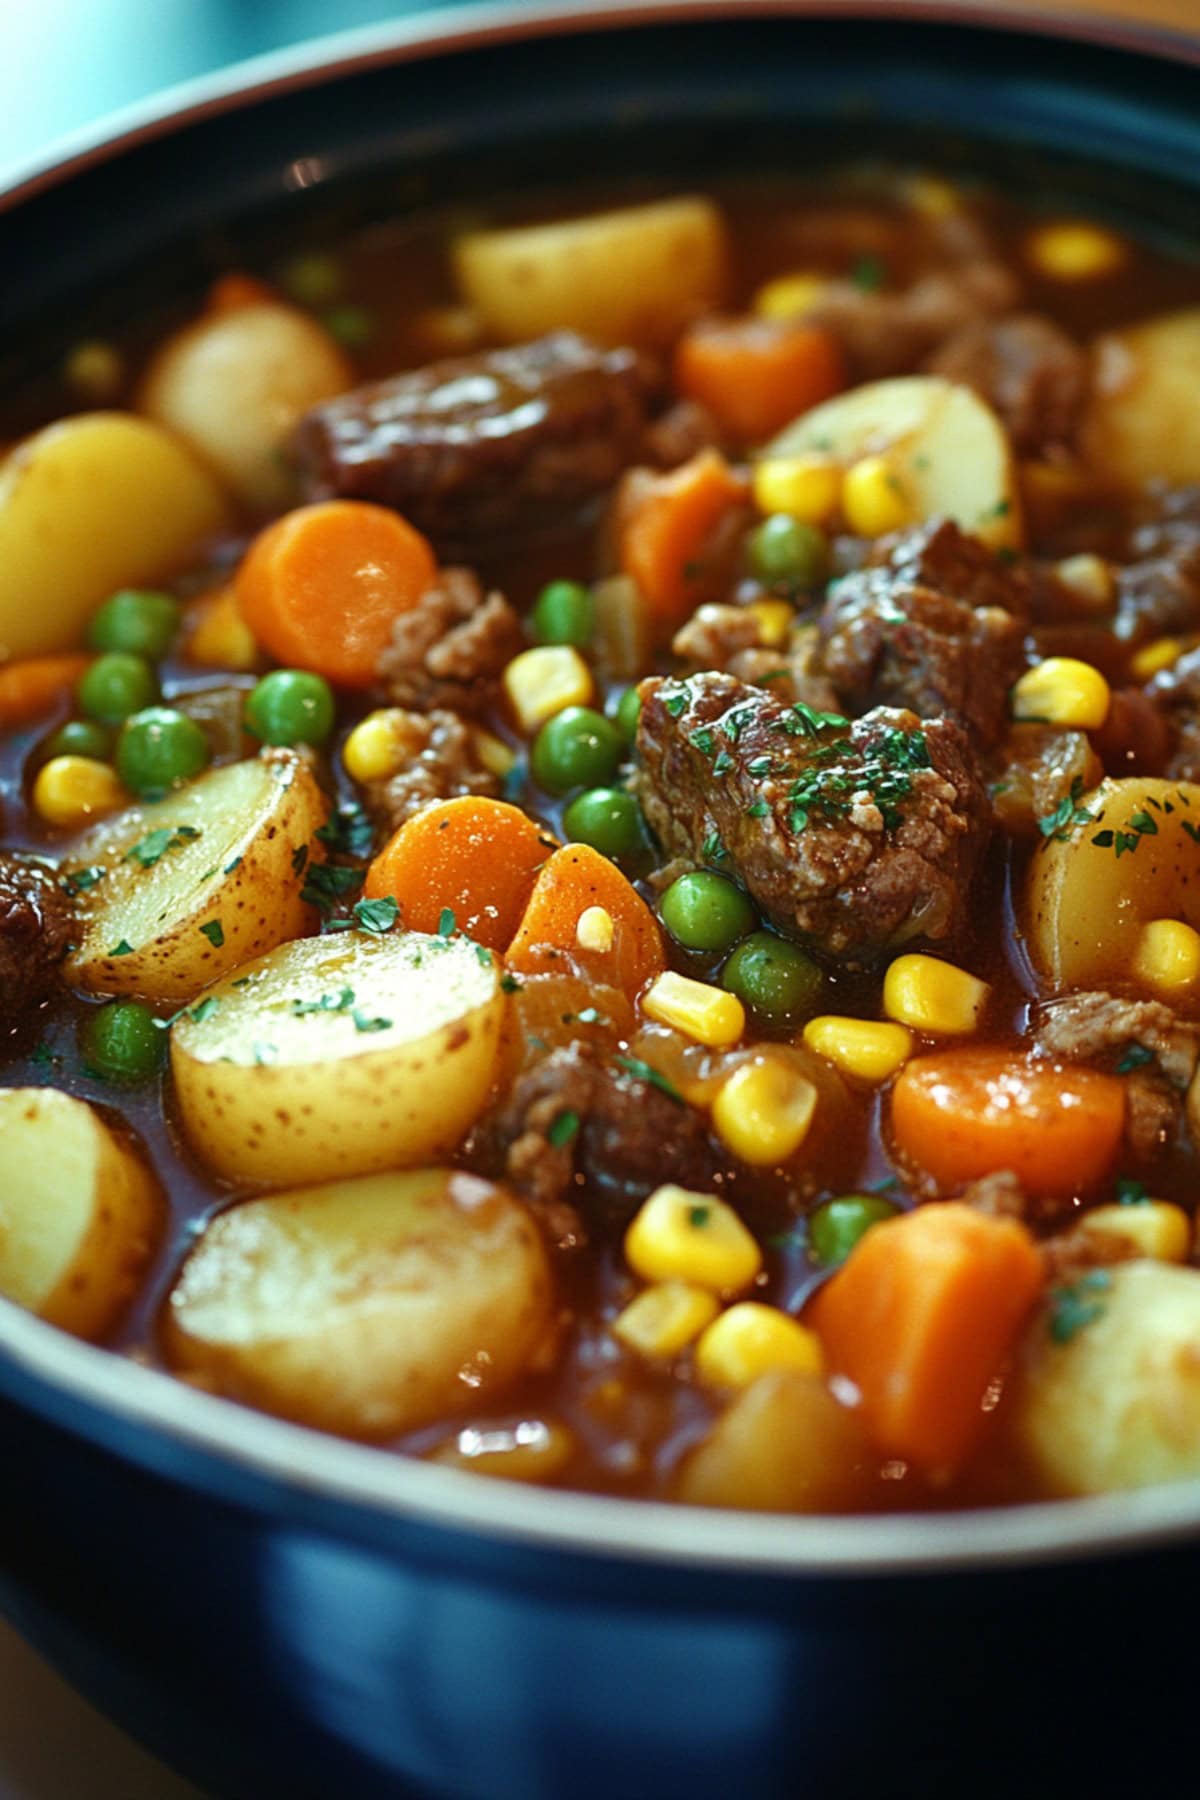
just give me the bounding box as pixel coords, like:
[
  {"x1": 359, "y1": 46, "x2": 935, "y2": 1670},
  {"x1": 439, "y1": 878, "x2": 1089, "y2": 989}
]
[
  {"x1": 884, "y1": 953, "x2": 990, "y2": 1036},
  {"x1": 472, "y1": 727, "x2": 518, "y2": 777},
  {"x1": 802, "y1": 1015, "x2": 914, "y2": 1082},
  {"x1": 342, "y1": 710, "x2": 406, "y2": 784},
  {"x1": 1131, "y1": 918, "x2": 1200, "y2": 995},
  {"x1": 904, "y1": 174, "x2": 961, "y2": 218},
  {"x1": 1054, "y1": 553, "x2": 1114, "y2": 611},
  {"x1": 694, "y1": 1302, "x2": 823, "y2": 1389},
  {"x1": 32, "y1": 755, "x2": 127, "y2": 829},
  {"x1": 1025, "y1": 220, "x2": 1127, "y2": 282},
  {"x1": 576, "y1": 905, "x2": 614, "y2": 953},
  {"x1": 503, "y1": 645, "x2": 593, "y2": 734},
  {"x1": 747, "y1": 599, "x2": 796, "y2": 649},
  {"x1": 643, "y1": 971, "x2": 745, "y2": 1049},
  {"x1": 1075, "y1": 1200, "x2": 1191, "y2": 1265},
  {"x1": 186, "y1": 588, "x2": 259, "y2": 671},
  {"x1": 711, "y1": 1057, "x2": 817, "y2": 1166},
  {"x1": 625, "y1": 1185, "x2": 762, "y2": 1294},
  {"x1": 753, "y1": 270, "x2": 828, "y2": 320},
  {"x1": 1011, "y1": 657, "x2": 1111, "y2": 730},
  {"x1": 841, "y1": 456, "x2": 911, "y2": 537},
  {"x1": 752, "y1": 456, "x2": 843, "y2": 527},
  {"x1": 1130, "y1": 635, "x2": 1190, "y2": 682},
  {"x1": 63, "y1": 339, "x2": 124, "y2": 401},
  {"x1": 612, "y1": 1281, "x2": 720, "y2": 1359}
]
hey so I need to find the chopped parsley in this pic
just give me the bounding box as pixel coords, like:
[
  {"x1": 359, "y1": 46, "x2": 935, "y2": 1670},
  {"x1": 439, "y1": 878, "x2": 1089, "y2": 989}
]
[
  {"x1": 1115, "y1": 1175, "x2": 1149, "y2": 1206},
  {"x1": 1182, "y1": 820, "x2": 1200, "y2": 845},
  {"x1": 1092, "y1": 808, "x2": 1161, "y2": 857},
  {"x1": 252, "y1": 1041, "x2": 278, "y2": 1065},
  {"x1": 746, "y1": 800, "x2": 770, "y2": 818},
  {"x1": 1037, "y1": 777, "x2": 1095, "y2": 842},
  {"x1": 291, "y1": 843, "x2": 309, "y2": 875},
  {"x1": 1048, "y1": 1270, "x2": 1112, "y2": 1344},
  {"x1": 614, "y1": 1055, "x2": 685, "y2": 1106},
  {"x1": 126, "y1": 824, "x2": 200, "y2": 868},
  {"x1": 702, "y1": 829, "x2": 727, "y2": 863},
  {"x1": 188, "y1": 996, "x2": 220, "y2": 1024},
  {"x1": 688, "y1": 1204, "x2": 712, "y2": 1228},
  {"x1": 689, "y1": 727, "x2": 716, "y2": 757},
  {"x1": 437, "y1": 907, "x2": 457, "y2": 937},
  {"x1": 353, "y1": 895, "x2": 399, "y2": 935},
  {"x1": 547, "y1": 1109, "x2": 581, "y2": 1148},
  {"x1": 712, "y1": 750, "x2": 733, "y2": 777},
  {"x1": 352, "y1": 1010, "x2": 392, "y2": 1033},
  {"x1": 664, "y1": 690, "x2": 688, "y2": 719},
  {"x1": 500, "y1": 973, "x2": 524, "y2": 993},
  {"x1": 198, "y1": 920, "x2": 224, "y2": 948},
  {"x1": 110, "y1": 939, "x2": 135, "y2": 957},
  {"x1": 301, "y1": 863, "x2": 364, "y2": 911},
  {"x1": 223, "y1": 855, "x2": 243, "y2": 875},
  {"x1": 852, "y1": 252, "x2": 886, "y2": 292},
  {"x1": 475, "y1": 944, "x2": 494, "y2": 967},
  {"x1": 61, "y1": 865, "x2": 104, "y2": 896},
  {"x1": 292, "y1": 987, "x2": 355, "y2": 1017},
  {"x1": 1116, "y1": 1043, "x2": 1155, "y2": 1075},
  {"x1": 316, "y1": 803, "x2": 374, "y2": 859}
]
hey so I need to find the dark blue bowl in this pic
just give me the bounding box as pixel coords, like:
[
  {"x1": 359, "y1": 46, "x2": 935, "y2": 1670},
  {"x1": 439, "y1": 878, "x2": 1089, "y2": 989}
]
[{"x1": 4, "y1": 6, "x2": 1200, "y2": 1796}]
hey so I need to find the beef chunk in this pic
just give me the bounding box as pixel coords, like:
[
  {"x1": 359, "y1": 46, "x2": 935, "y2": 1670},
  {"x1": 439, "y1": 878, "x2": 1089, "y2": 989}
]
[
  {"x1": 1114, "y1": 544, "x2": 1200, "y2": 643},
  {"x1": 359, "y1": 708, "x2": 501, "y2": 834},
  {"x1": 1124, "y1": 1074, "x2": 1184, "y2": 1161},
  {"x1": 671, "y1": 608, "x2": 843, "y2": 713},
  {"x1": 1146, "y1": 644, "x2": 1200, "y2": 782},
  {"x1": 923, "y1": 314, "x2": 1089, "y2": 455},
  {"x1": 498, "y1": 1042, "x2": 719, "y2": 1247},
  {"x1": 0, "y1": 853, "x2": 74, "y2": 1033},
  {"x1": 642, "y1": 398, "x2": 721, "y2": 468},
  {"x1": 810, "y1": 261, "x2": 1020, "y2": 381},
  {"x1": 375, "y1": 566, "x2": 523, "y2": 714},
  {"x1": 292, "y1": 331, "x2": 652, "y2": 550},
  {"x1": 1126, "y1": 483, "x2": 1200, "y2": 560},
  {"x1": 1033, "y1": 989, "x2": 1199, "y2": 1091},
  {"x1": 635, "y1": 671, "x2": 990, "y2": 959},
  {"x1": 864, "y1": 518, "x2": 1034, "y2": 620}
]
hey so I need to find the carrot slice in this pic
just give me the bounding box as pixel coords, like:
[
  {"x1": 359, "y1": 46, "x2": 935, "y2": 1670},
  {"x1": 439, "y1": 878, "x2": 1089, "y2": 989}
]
[
  {"x1": 506, "y1": 842, "x2": 666, "y2": 998},
  {"x1": 811, "y1": 1201, "x2": 1044, "y2": 1472},
  {"x1": 364, "y1": 796, "x2": 557, "y2": 952},
  {"x1": 890, "y1": 1047, "x2": 1125, "y2": 1197},
  {"x1": 207, "y1": 272, "x2": 277, "y2": 314},
  {"x1": 674, "y1": 317, "x2": 846, "y2": 442},
  {"x1": 234, "y1": 500, "x2": 437, "y2": 688},
  {"x1": 618, "y1": 449, "x2": 748, "y2": 626},
  {"x1": 0, "y1": 654, "x2": 90, "y2": 731}
]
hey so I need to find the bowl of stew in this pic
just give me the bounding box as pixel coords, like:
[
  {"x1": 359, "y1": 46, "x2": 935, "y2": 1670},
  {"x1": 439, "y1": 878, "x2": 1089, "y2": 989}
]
[{"x1": 4, "y1": 2, "x2": 1200, "y2": 1794}]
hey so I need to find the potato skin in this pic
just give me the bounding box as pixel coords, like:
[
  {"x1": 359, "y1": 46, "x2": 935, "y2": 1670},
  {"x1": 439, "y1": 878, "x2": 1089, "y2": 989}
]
[
  {"x1": 1081, "y1": 308, "x2": 1200, "y2": 488},
  {"x1": 0, "y1": 1089, "x2": 162, "y2": 1340},
  {"x1": 163, "y1": 1168, "x2": 555, "y2": 1437},
  {"x1": 170, "y1": 929, "x2": 506, "y2": 1186}
]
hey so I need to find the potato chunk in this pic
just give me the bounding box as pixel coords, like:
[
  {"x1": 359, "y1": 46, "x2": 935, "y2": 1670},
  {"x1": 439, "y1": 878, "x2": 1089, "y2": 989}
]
[
  {"x1": 1081, "y1": 308, "x2": 1200, "y2": 488},
  {"x1": 0, "y1": 413, "x2": 229, "y2": 659},
  {"x1": 676, "y1": 1371, "x2": 876, "y2": 1512},
  {"x1": 0, "y1": 1089, "x2": 161, "y2": 1339},
  {"x1": 63, "y1": 752, "x2": 327, "y2": 1004},
  {"x1": 170, "y1": 928, "x2": 505, "y2": 1186},
  {"x1": 453, "y1": 196, "x2": 728, "y2": 347},
  {"x1": 1025, "y1": 776, "x2": 1200, "y2": 988},
  {"x1": 1014, "y1": 1260, "x2": 1200, "y2": 1495},
  {"x1": 164, "y1": 1168, "x2": 554, "y2": 1437}
]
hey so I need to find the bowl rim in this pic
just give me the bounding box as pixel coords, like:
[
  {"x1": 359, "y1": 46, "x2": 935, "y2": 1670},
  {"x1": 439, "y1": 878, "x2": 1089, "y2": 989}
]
[{"x1": 4, "y1": 0, "x2": 1200, "y2": 1578}]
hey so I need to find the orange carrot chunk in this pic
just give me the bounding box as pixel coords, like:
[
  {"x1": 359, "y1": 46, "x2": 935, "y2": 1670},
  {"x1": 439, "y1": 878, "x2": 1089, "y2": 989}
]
[
  {"x1": 364, "y1": 796, "x2": 556, "y2": 952},
  {"x1": 811, "y1": 1201, "x2": 1045, "y2": 1473},
  {"x1": 674, "y1": 316, "x2": 846, "y2": 442},
  {"x1": 207, "y1": 272, "x2": 277, "y2": 314},
  {"x1": 890, "y1": 1047, "x2": 1125, "y2": 1197},
  {"x1": 506, "y1": 842, "x2": 666, "y2": 998},
  {"x1": 234, "y1": 500, "x2": 437, "y2": 689},
  {"x1": 618, "y1": 449, "x2": 748, "y2": 626},
  {"x1": 0, "y1": 655, "x2": 91, "y2": 731}
]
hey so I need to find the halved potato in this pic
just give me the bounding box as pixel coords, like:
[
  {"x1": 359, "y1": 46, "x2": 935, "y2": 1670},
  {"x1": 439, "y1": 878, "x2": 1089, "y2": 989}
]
[
  {"x1": 1026, "y1": 776, "x2": 1200, "y2": 988},
  {"x1": 764, "y1": 374, "x2": 1023, "y2": 550},
  {"x1": 170, "y1": 928, "x2": 505, "y2": 1186},
  {"x1": 0, "y1": 412, "x2": 229, "y2": 660},
  {"x1": 63, "y1": 751, "x2": 327, "y2": 1004},
  {"x1": 139, "y1": 301, "x2": 352, "y2": 510},
  {"x1": 453, "y1": 195, "x2": 728, "y2": 347},
  {"x1": 1013, "y1": 1260, "x2": 1200, "y2": 1496},
  {"x1": 1080, "y1": 308, "x2": 1200, "y2": 487},
  {"x1": 0, "y1": 1089, "x2": 161, "y2": 1340},
  {"x1": 164, "y1": 1167, "x2": 554, "y2": 1438},
  {"x1": 676, "y1": 1371, "x2": 876, "y2": 1512}
]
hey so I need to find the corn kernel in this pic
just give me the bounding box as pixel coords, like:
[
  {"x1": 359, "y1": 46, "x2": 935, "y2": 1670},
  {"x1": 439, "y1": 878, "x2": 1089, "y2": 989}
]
[
  {"x1": 1054, "y1": 553, "x2": 1114, "y2": 611},
  {"x1": 1075, "y1": 1200, "x2": 1191, "y2": 1265},
  {"x1": 625, "y1": 1185, "x2": 761, "y2": 1294},
  {"x1": 503, "y1": 645, "x2": 593, "y2": 734},
  {"x1": 576, "y1": 905, "x2": 614, "y2": 953},
  {"x1": 342, "y1": 710, "x2": 406, "y2": 784},
  {"x1": 711, "y1": 1056, "x2": 817, "y2": 1166},
  {"x1": 842, "y1": 456, "x2": 911, "y2": 537},
  {"x1": 643, "y1": 971, "x2": 745, "y2": 1049},
  {"x1": 186, "y1": 588, "x2": 259, "y2": 671},
  {"x1": 1011, "y1": 657, "x2": 1111, "y2": 730},
  {"x1": 753, "y1": 271, "x2": 828, "y2": 320},
  {"x1": 1130, "y1": 635, "x2": 1191, "y2": 682},
  {"x1": 472, "y1": 727, "x2": 518, "y2": 777},
  {"x1": 747, "y1": 600, "x2": 796, "y2": 649},
  {"x1": 63, "y1": 339, "x2": 124, "y2": 401},
  {"x1": 32, "y1": 755, "x2": 127, "y2": 829},
  {"x1": 1131, "y1": 918, "x2": 1200, "y2": 995},
  {"x1": 694, "y1": 1302, "x2": 823, "y2": 1389},
  {"x1": 752, "y1": 456, "x2": 843, "y2": 527},
  {"x1": 802, "y1": 1015, "x2": 914, "y2": 1082},
  {"x1": 904, "y1": 174, "x2": 961, "y2": 218},
  {"x1": 1025, "y1": 220, "x2": 1127, "y2": 282},
  {"x1": 612, "y1": 1281, "x2": 720, "y2": 1359},
  {"x1": 883, "y1": 953, "x2": 990, "y2": 1036}
]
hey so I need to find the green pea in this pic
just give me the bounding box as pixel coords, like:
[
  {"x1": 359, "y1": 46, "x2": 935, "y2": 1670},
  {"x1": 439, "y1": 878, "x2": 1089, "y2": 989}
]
[
  {"x1": 77, "y1": 653, "x2": 158, "y2": 725},
  {"x1": 611, "y1": 684, "x2": 642, "y2": 745},
  {"x1": 531, "y1": 580, "x2": 594, "y2": 648},
  {"x1": 530, "y1": 706, "x2": 623, "y2": 795},
  {"x1": 40, "y1": 718, "x2": 113, "y2": 763},
  {"x1": 88, "y1": 589, "x2": 180, "y2": 660},
  {"x1": 116, "y1": 707, "x2": 210, "y2": 798},
  {"x1": 721, "y1": 930, "x2": 822, "y2": 1023},
  {"x1": 808, "y1": 1194, "x2": 899, "y2": 1267},
  {"x1": 323, "y1": 305, "x2": 373, "y2": 348},
  {"x1": 563, "y1": 787, "x2": 646, "y2": 859},
  {"x1": 281, "y1": 251, "x2": 343, "y2": 306},
  {"x1": 660, "y1": 871, "x2": 756, "y2": 955},
  {"x1": 747, "y1": 514, "x2": 829, "y2": 590},
  {"x1": 245, "y1": 669, "x2": 336, "y2": 747},
  {"x1": 79, "y1": 1001, "x2": 165, "y2": 1083}
]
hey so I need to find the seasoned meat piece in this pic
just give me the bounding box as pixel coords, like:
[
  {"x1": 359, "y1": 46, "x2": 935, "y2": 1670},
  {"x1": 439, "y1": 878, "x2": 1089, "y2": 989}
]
[
  {"x1": 291, "y1": 331, "x2": 652, "y2": 549},
  {"x1": 635, "y1": 672, "x2": 990, "y2": 959},
  {"x1": 642, "y1": 399, "x2": 721, "y2": 467},
  {"x1": 1114, "y1": 543, "x2": 1200, "y2": 643},
  {"x1": 866, "y1": 518, "x2": 1033, "y2": 619},
  {"x1": 0, "y1": 852, "x2": 75, "y2": 1033},
  {"x1": 1033, "y1": 989, "x2": 1199, "y2": 1091},
  {"x1": 809, "y1": 261, "x2": 1020, "y2": 381},
  {"x1": 498, "y1": 1042, "x2": 719, "y2": 1247},
  {"x1": 358, "y1": 708, "x2": 501, "y2": 834},
  {"x1": 924, "y1": 314, "x2": 1089, "y2": 455},
  {"x1": 1146, "y1": 644, "x2": 1200, "y2": 782},
  {"x1": 375, "y1": 567, "x2": 523, "y2": 714},
  {"x1": 671, "y1": 609, "x2": 842, "y2": 712},
  {"x1": 959, "y1": 1170, "x2": 1028, "y2": 1219},
  {"x1": 990, "y1": 724, "x2": 1101, "y2": 838},
  {"x1": 1126, "y1": 483, "x2": 1200, "y2": 559},
  {"x1": 1124, "y1": 1074, "x2": 1184, "y2": 1160}
]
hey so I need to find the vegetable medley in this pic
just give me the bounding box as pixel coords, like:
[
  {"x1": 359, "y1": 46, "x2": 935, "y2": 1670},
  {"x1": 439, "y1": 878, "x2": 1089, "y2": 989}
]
[{"x1": 5, "y1": 170, "x2": 1200, "y2": 1512}]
